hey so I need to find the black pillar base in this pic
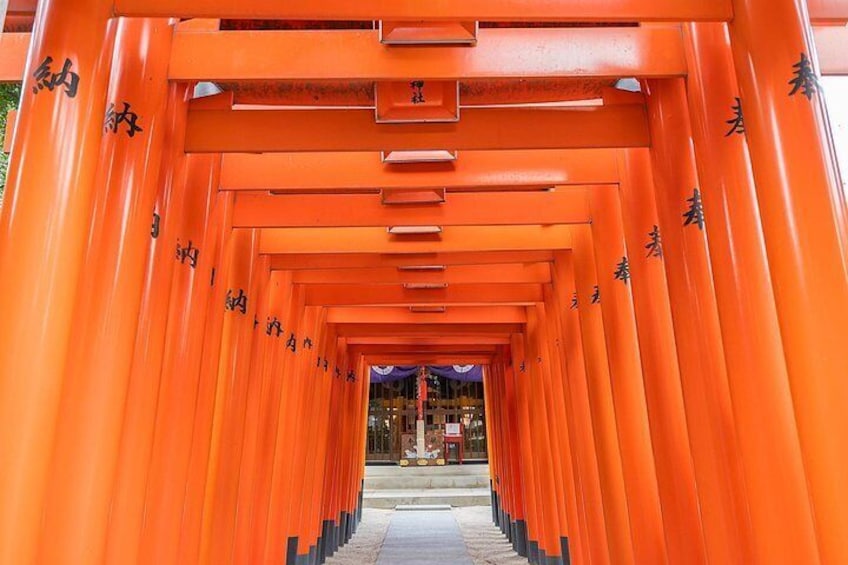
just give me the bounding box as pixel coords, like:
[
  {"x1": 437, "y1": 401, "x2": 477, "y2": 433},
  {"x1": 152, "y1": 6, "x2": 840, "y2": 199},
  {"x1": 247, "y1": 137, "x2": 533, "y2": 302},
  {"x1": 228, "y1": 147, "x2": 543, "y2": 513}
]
[
  {"x1": 358, "y1": 484, "x2": 364, "y2": 522},
  {"x1": 542, "y1": 551, "x2": 565, "y2": 565},
  {"x1": 308, "y1": 544, "x2": 317, "y2": 565},
  {"x1": 560, "y1": 536, "x2": 571, "y2": 565},
  {"x1": 340, "y1": 512, "x2": 350, "y2": 547},
  {"x1": 528, "y1": 540, "x2": 539, "y2": 564},
  {"x1": 329, "y1": 519, "x2": 339, "y2": 556},
  {"x1": 491, "y1": 482, "x2": 499, "y2": 526},
  {"x1": 317, "y1": 520, "x2": 330, "y2": 563},
  {"x1": 514, "y1": 520, "x2": 528, "y2": 557},
  {"x1": 286, "y1": 536, "x2": 299, "y2": 565}
]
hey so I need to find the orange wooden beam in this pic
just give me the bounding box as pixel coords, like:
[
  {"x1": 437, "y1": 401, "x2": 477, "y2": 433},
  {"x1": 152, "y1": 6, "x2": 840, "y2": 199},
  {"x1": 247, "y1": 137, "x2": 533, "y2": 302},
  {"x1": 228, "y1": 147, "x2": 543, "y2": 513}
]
[
  {"x1": 220, "y1": 150, "x2": 619, "y2": 191},
  {"x1": 813, "y1": 25, "x2": 848, "y2": 75},
  {"x1": 169, "y1": 27, "x2": 685, "y2": 81},
  {"x1": 185, "y1": 106, "x2": 649, "y2": 153},
  {"x1": 363, "y1": 355, "x2": 493, "y2": 365},
  {"x1": 3, "y1": 110, "x2": 15, "y2": 153},
  {"x1": 223, "y1": 78, "x2": 618, "y2": 107},
  {"x1": 233, "y1": 190, "x2": 590, "y2": 228},
  {"x1": 347, "y1": 335, "x2": 509, "y2": 345},
  {"x1": 353, "y1": 345, "x2": 497, "y2": 355},
  {"x1": 347, "y1": 336, "x2": 512, "y2": 345},
  {"x1": 6, "y1": 0, "x2": 36, "y2": 14},
  {"x1": 306, "y1": 283, "x2": 542, "y2": 306},
  {"x1": 269, "y1": 251, "x2": 554, "y2": 270},
  {"x1": 334, "y1": 323, "x2": 523, "y2": 337},
  {"x1": 3, "y1": 23, "x2": 845, "y2": 83},
  {"x1": 808, "y1": 0, "x2": 848, "y2": 23},
  {"x1": 259, "y1": 225, "x2": 574, "y2": 254},
  {"x1": 0, "y1": 33, "x2": 28, "y2": 81},
  {"x1": 113, "y1": 0, "x2": 731, "y2": 21},
  {"x1": 326, "y1": 305, "x2": 527, "y2": 324},
  {"x1": 113, "y1": 0, "x2": 847, "y2": 24},
  {"x1": 293, "y1": 264, "x2": 551, "y2": 285}
]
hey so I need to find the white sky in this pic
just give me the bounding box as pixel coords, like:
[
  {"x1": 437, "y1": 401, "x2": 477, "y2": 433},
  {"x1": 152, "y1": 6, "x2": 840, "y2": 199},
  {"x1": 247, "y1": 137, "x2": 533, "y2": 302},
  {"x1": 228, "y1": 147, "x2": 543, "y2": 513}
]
[{"x1": 823, "y1": 76, "x2": 848, "y2": 195}]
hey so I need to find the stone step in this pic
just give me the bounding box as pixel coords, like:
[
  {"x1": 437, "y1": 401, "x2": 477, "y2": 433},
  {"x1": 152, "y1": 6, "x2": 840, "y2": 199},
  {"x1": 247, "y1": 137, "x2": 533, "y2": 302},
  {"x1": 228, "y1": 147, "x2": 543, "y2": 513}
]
[
  {"x1": 365, "y1": 463, "x2": 489, "y2": 478},
  {"x1": 364, "y1": 474, "x2": 490, "y2": 490},
  {"x1": 363, "y1": 487, "x2": 491, "y2": 509},
  {"x1": 395, "y1": 504, "x2": 452, "y2": 511}
]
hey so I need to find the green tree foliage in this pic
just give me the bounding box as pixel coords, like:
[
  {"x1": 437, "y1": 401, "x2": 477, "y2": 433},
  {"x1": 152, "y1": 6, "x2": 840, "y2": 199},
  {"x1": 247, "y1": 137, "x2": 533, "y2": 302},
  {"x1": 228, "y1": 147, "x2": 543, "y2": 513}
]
[{"x1": 0, "y1": 83, "x2": 22, "y2": 205}]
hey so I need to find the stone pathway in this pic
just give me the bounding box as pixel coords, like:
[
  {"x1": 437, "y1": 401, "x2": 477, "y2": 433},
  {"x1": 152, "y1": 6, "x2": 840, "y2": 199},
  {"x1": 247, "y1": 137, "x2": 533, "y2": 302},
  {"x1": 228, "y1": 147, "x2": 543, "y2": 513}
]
[
  {"x1": 377, "y1": 508, "x2": 473, "y2": 565},
  {"x1": 325, "y1": 506, "x2": 526, "y2": 565}
]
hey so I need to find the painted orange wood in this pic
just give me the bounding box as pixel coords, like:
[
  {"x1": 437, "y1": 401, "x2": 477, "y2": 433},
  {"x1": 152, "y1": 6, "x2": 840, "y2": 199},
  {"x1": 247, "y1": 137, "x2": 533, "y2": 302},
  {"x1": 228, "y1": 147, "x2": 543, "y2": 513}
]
[
  {"x1": 1, "y1": 2, "x2": 846, "y2": 564},
  {"x1": 168, "y1": 27, "x2": 686, "y2": 81},
  {"x1": 233, "y1": 190, "x2": 591, "y2": 229},
  {"x1": 221, "y1": 150, "x2": 619, "y2": 191},
  {"x1": 114, "y1": 0, "x2": 732, "y2": 21},
  {"x1": 186, "y1": 106, "x2": 650, "y2": 153}
]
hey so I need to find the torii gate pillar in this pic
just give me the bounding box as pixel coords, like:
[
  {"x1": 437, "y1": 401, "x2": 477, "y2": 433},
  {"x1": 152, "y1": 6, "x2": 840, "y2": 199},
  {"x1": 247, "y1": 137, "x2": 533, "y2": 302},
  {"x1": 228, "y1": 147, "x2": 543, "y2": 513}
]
[
  {"x1": 730, "y1": 1, "x2": 848, "y2": 562},
  {"x1": 0, "y1": 1, "x2": 115, "y2": 563}
]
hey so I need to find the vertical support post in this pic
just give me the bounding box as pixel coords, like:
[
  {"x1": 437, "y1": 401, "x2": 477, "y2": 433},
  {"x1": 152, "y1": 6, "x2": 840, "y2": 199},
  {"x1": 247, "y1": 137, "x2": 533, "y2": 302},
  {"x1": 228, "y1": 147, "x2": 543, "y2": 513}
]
[
  {"x1": 550, "y1": 252, "x2": 610, "y2": 565},
  {"x1": 521, "y1": 318, "x2": 563, "y2": 564},
  {"x1": 502, "y1": 343, "x2": 529, "y2": 556},
  {"x1": 35, "y1": 18, "x2": 177, "y2": 565},
  {"x1": 528, "y1": 303, "x2": 571, "y2": 565},
  {"x1": 570, "y1": 227, "x2": 635, "y2": 565},
  {"x1": 538, "y1": 296, "x2": 584, "y2": 565},
  {"x1": 280, "y1": 306, "x2": 321, "y2": 563},
  {"x1": 617, "y1": 149, "x2": 707, "y2": 565},
  {"x1": 542, "y1": 284, "x2": 590, "y2": 565},
  {"x1": 508, "y1": 334, "x2": 541, "y2": 561},
  {"x1": 241, "y1": 272, "x2": 294, "y2": 563},
  {"x1": 589, "y1": 186, "x2": 668, "y2": 565},
  {"x1": 266, "y1": 292, "x2": 301, "y2": 565},
  {"x1": 230, "y1": 265, "x2": 276, "y2": 564},
  {"x1": 336, "y1": 342, "x2": 358, "y2": 547},
  {"x1": 644, "y1": 77, "x2": 753, "y2": 564},
  {"x1": 204, "y1": 247, "x2": 265, "y2": 563},
  {"x1": 482, "y1": 362, "x2": 501, "y2": 526},
  {"x1": 315, "y1": 322, "x2": 339, "y2": 563},
  {"x1": 298, "y1": 308, "x2": 333, "y2": 559},
  {"x1": 105, "y1": 82, "x2": 193, "y2": 565},
  {"x1": 684, "y1": 22, "x2": 821, "y2": 564},
  {"x1": 178, "y1": 188, "x2": 236, "y2": 564},
  {"x1": 0, "y1": 1, "x2": 115, "y2": 561},
  {"x1": 250, "y1": 280, "x2": 303, "y2": 563},
  {"x1": 137, "y1": 150, "x2": 224, "y2": 565},
  {"x1": 729, "y1": 2, "x2": 848, "y2": 561},
  {"x1": 351, "y1": 353, "x2": 370, "y2": 535},
  {"x1": 316, "y1": 327, "x2": 340, "y2": 560},
  {"x1": 492, "y1": 351, "x2": 522, "y2": 554},
  {"x1": 494, "y1": 355, "x2": 519, "y2": 546}
]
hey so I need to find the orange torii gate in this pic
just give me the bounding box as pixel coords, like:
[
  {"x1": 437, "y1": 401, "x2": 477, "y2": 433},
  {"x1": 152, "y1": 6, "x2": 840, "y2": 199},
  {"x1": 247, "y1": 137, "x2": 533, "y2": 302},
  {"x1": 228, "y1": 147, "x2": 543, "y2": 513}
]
[{"x1": 0, "y1": 1, "x2": 847, "y2": 565}]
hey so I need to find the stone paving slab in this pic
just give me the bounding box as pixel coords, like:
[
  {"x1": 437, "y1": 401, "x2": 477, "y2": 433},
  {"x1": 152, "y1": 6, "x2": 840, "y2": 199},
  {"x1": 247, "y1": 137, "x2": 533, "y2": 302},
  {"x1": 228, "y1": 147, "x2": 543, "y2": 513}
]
[
  {"x1": 366, "y1": 463, "x2": 490, "y2": 477},
  {"x1": 376, "y1": 508, "x2": 474, "y2": 565},
  {"x1": 365, "y1": 487, "x2": 491, "y2": 499}
]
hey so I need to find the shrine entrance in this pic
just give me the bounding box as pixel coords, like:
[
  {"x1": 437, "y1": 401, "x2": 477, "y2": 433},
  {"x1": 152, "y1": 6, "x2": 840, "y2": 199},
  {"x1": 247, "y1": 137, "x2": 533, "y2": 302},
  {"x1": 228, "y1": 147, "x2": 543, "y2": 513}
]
[{"x1": 366, "y1": 366, "x2": 488, "y2": 464}]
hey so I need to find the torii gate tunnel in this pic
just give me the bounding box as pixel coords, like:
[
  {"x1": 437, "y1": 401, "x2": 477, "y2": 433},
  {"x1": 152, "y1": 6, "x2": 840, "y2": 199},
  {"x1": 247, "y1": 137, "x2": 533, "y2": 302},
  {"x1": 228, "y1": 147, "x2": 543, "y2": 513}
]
[{"x1": 1, "y1": 1, "x2": 848, "y2": 564}]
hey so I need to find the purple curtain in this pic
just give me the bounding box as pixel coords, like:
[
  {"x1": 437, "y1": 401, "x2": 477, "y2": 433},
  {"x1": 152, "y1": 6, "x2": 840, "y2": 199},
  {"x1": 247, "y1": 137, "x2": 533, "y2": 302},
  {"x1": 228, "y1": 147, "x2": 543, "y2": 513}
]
[
  {"x1": 428, "y1": 365, "x2": 484, "y2": 382},
  {"x1": 369, "y1": 364, "x2": 483, "y2": 384}
]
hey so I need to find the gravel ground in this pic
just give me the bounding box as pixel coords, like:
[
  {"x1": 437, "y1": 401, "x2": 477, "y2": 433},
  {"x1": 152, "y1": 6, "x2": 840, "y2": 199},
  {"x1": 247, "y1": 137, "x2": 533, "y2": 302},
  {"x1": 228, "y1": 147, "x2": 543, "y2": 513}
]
[
  {"x1": 453, "y1": 506, "x2": 528, "y2": 565},
  {"x1": 325, "y1": 506, "x2": 527, "y2": 565},
  {"x1": 325, "y1": 508, "x2": 393, "y2": 565}
]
